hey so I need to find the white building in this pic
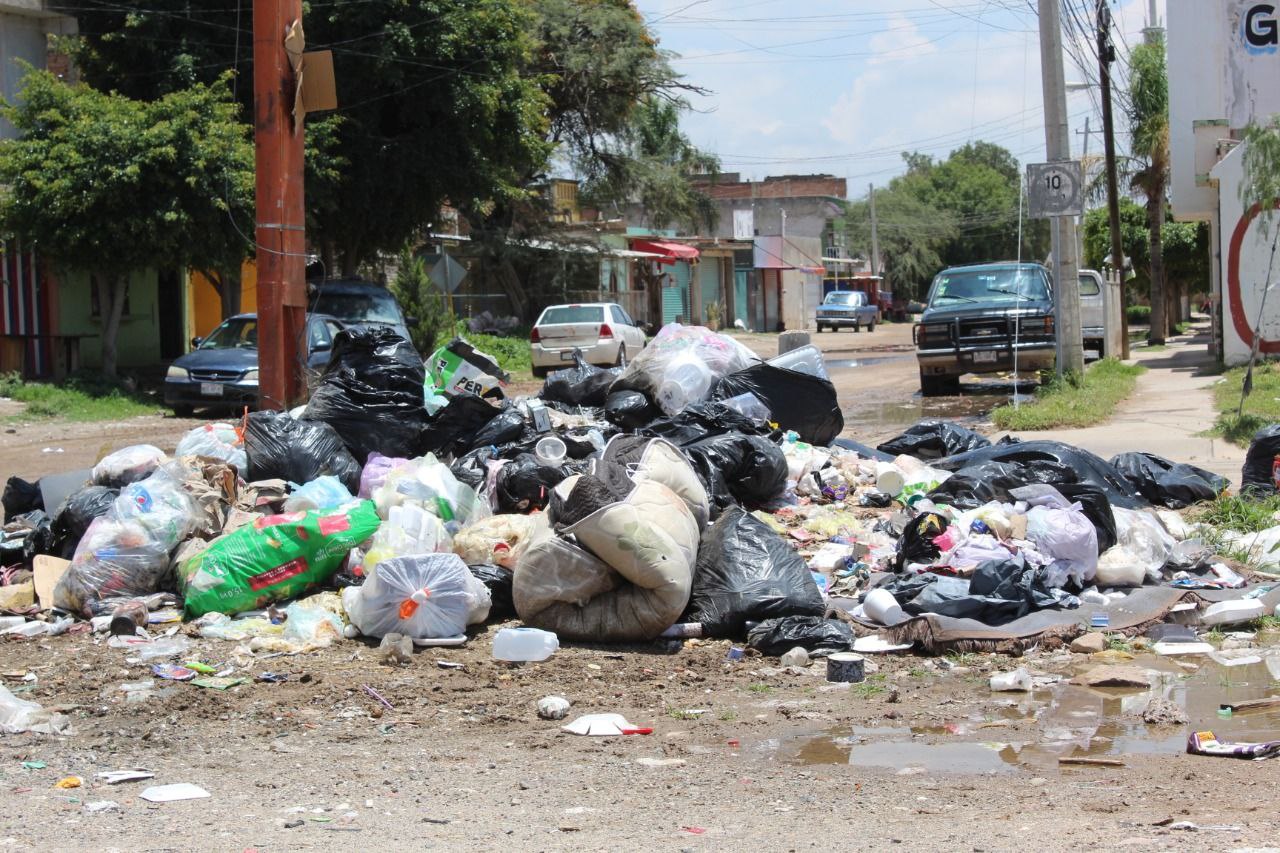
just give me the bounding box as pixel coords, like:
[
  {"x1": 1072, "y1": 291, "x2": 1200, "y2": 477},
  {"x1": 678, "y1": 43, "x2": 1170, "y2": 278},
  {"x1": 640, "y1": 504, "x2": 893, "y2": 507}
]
[{"x1": 1168, "y1": 0, "x2": 1280, "y2": 364}]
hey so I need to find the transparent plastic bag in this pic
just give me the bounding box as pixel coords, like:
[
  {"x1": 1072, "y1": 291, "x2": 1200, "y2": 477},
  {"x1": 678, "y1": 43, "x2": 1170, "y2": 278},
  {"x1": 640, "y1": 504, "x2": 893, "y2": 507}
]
[
  {"x1": 1096, "y1": 507, "x2": 1174, "y2": 586},
  {"x1": 341, "y1": 553, "x2": 481, "y2": 640},
  {"x1": 1026, "y1": 503, "x2": 1098, "y2": 588},
  {"x1": 55, "y1": 464, "x2": 200, "y2": 617},
  {"x1": 283, "y1": 475, "x2": 354, "y2": 512},
  {"x1": 452, "y1": 513, "x2": 549, "y2": 568},
  {"x1": 92, "y1": 445, "x2": 168, "y2": 488},
  {"x1": 175, "y1": 423, "x2": 247, "y2": 473},
  {"x1": 361, "y1": 503, "x2": 453, "y2": 573},
  {"x1": 373, "y1": 454, "x2": 489, "y2": 526},
  {"x1": 613, "y1": 324, "x2": 759, "y2": 416},
  {"x1": 359, "y1": 453, "x2": 409, "y2": 499}
]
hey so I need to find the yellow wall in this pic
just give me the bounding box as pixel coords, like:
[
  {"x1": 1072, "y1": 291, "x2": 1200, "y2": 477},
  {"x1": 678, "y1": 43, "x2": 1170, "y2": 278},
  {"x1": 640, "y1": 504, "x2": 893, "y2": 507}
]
[{"x1": 188, "y1": 262, "x2": 258, "y2": 343}]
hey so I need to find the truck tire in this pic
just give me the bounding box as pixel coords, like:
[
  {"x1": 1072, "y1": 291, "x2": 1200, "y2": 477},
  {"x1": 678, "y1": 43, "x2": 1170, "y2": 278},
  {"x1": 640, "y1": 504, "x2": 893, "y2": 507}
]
[
  {"x1": 815, "y1": 323, "x2": 824, "y2": 333},
  {"x1": 852, "y1": 322, "x2": 860, "y2": 333},
  {"x1": 920, "y1": 371, "x2": 960, "y2": 397},
  {"x1": 867, "y1": 318, "x2": 877, "y2": 332}
]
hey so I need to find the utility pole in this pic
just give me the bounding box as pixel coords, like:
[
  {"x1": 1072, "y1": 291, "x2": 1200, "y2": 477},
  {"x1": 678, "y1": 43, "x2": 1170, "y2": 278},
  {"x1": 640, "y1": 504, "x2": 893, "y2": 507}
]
[
  {"x1": 868, "y1": 183, "x2": 880, "y2": 278},
  {"x1": 1038, "y1": 0, "x2": 1084, "y2": 377},
  {"x1": 254, "y1": 0, "x2": 307, "y2": 410},
  {"x1": 1097, "y1": 0, "x2": 1129, "y2": 358}
]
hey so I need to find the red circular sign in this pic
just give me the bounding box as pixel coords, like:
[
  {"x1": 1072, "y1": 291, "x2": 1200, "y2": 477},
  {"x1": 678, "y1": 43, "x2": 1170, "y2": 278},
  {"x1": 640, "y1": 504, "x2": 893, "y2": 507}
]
[{"x1": 1228, "y1": 200, "x2": 1280, "y2": 353}]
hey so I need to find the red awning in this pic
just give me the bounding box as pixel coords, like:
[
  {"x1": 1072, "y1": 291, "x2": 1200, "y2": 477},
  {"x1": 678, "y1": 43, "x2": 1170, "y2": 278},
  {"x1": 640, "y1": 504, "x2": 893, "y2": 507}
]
[{"x1": 631, "y1": 239, "x2": 700, "y2": 265}]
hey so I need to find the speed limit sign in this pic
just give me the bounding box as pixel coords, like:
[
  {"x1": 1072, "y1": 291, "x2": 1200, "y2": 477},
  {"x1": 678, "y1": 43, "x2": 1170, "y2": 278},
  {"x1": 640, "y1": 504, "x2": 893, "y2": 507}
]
[{"x1": 1026, "y1": 161, "x2": 1084, "y2": 218}]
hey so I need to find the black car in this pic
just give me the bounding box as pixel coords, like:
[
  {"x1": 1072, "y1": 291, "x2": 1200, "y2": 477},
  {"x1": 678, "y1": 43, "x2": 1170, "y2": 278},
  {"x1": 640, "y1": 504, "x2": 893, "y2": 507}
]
[
  {"x1": 308, "y1": 278, "x2": 415, "y2": 344},
  {"x1": 163, "y1": 313, "x2": 345, "y2": 416}
]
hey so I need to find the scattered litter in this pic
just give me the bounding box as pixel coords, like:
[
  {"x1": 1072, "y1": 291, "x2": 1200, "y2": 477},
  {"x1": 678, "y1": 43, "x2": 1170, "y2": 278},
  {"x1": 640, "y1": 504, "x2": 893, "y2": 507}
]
[
  {"x1": 561, "y1": 714, "x2": 653, "y2": 736},
  {"x1": 537, "y1": 696, "x2": 571, "y2": 720},
  {"x1": 53, "y1": 776, "x2": 83, "y2": 789},
  {"x1": 140, "y1": 783, "x2": 212, "y2": 802},
  {"x1": 191, "y1": 676, "x2": 246, "y2": 690},
  {"x1": 1186, "y1": 730, "x2": 1280, "y2": 760},
  {"x1": 96, "y1": 770, "x2": 156, "y2": 785},
  {"x1": 84, "y1": 801, "x2": 120, "y2": 813}
]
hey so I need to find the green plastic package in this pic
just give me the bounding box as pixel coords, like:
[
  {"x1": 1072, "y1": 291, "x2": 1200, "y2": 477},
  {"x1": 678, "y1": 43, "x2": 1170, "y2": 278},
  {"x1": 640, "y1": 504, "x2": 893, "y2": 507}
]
[
  {"x1": 427, "y1": 337, "x2": 509, "y2": 397},
  {"x1": 178, "y1": 500, "x2": 381, "y2": 617}
]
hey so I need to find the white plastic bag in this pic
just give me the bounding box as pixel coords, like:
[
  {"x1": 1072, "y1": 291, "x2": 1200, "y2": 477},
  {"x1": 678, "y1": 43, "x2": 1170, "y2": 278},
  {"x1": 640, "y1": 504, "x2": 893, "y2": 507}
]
[
  {"x1": 1097, "y1": 507, "x2": 1174, "y2": 586},
  {"x1": 92, "y1": 445, "x2": 167, "y2": 487},
  {"x1": 283, "y1": 475, "x2": 354, "y2": 512},
  {"x1": 613, "y1": 323, "x2": 759, "y2": 415},
  {"x1": 361, "y1": 503, "x2": 453, "y2": 573},
  {"x1": 342, "y1": 554, "x2": 481, "y2": 640},
  {"x1": 1026, "y1": 503, "x2": 1097, "y2": 588},
  {"x1": 174, "y1": 423, "x2": 247, "y2": 473}
]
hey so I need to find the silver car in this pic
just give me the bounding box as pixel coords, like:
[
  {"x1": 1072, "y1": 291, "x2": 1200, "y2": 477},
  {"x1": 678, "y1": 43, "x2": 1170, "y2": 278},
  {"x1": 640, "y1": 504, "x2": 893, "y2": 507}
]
[
  {"x1": 1078, "y1": 269, "x2": 1106, "y2": 356},
  {"x1": 529, "y1": 302, "x2": 647, "y2": 377}
]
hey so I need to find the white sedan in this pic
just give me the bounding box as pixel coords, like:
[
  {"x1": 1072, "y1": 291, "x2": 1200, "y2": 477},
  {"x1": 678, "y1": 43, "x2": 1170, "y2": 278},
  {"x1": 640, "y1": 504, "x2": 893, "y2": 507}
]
[{"x1": 529, "y1": 302, "x2": 646, "y2": 377}]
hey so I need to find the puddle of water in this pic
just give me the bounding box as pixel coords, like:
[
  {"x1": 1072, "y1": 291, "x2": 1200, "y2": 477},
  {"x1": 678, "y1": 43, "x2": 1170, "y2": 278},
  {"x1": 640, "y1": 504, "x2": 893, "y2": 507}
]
[
  {"x1": 778, "y1": 653, "x2": 1280, "y2": 774},
  {"x1": 826, "y1": 356, "x2": 909, "y2": 369}
]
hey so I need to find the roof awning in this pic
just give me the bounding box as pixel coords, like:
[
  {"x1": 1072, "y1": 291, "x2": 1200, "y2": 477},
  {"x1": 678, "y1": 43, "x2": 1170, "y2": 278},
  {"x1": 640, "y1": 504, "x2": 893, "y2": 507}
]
[{"x1": 631, "y1": 239, "x2": 700, "y2": 265}]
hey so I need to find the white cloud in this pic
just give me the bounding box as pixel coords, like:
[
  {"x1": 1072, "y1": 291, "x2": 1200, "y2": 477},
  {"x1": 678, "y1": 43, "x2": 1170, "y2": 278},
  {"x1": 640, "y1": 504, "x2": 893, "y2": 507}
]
[{"x1": 867, "y1": 13, "x2": 940, "y2": 66}]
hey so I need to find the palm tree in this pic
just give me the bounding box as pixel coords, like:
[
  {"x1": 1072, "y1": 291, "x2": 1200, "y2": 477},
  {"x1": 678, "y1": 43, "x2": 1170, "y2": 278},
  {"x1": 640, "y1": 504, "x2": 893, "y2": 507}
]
[{"x1": 1128, "y1": 37, "x2": 1171, "y2": 344}]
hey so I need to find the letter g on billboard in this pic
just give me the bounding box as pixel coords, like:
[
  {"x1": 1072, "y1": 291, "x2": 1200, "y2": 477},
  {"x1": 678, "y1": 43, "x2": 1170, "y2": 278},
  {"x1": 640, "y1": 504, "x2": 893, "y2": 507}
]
[{"x1": 1244, "y1": 3, "x2": 1279, "y2": 53}]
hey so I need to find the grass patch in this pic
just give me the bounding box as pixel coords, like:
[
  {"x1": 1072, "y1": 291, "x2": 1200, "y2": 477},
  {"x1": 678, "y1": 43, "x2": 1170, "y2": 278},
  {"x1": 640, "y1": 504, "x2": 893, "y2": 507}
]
[
  {"x1": 991, "y1": 358, "x2": 1144, "y2": 431},
  {"x1": 0, "y1": 372, "x2": 161, "y2": 422},
  {"x1": 667, "y1": 708, "x2": 702, "y2": 721},
  {"x1": 746, "y1": 683, "x2": 772, "y2": 694},
  {"x1": 944, "y1": 651, "x2": 981, "y2": 668},
  {"x1": 1209, "y1": 363, "x2": 1280, "y2": 446},
  {"x1": 1191, "y1": 493, "x2": 1280, "y2": 534},
  {"x1": 1127, "y1": 305, "x2": 1151, "y2": 325},
  {"x1": 718, "y1": 710, "x2": 737, "y2": 722},
  {"x1": 454, "y1": 326, "x2": 532, "y2": 378},
  {"x1": 1106, "y1": 636, "x2": 1134, "y2": 653}
]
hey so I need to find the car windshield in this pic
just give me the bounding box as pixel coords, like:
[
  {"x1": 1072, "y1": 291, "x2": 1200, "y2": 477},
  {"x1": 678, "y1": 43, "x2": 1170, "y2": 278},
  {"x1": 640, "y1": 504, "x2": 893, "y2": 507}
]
[
  {"x1": 930, "y1": 268, "x2": 1049, "y2": 304},
  {"x1": 200, "y1": 317, "x2": 258, "y2": 349},
  {"x1": 823, "y1": 291, "x2": 863, "y2": 305},
  {"x1": 540, "y1": 306, "x2": 604, "y2": 325},
  {"x1": 313, "y1": 291, "x2": 402, "y2": 324}
]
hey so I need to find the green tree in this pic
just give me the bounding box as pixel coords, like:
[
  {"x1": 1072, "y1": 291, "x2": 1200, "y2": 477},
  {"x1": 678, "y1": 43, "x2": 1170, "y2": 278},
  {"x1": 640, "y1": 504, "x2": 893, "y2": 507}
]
[
  {"x1": 389, "y1": 247, "x2": 453, "y2": 356},
  {"x1": 841, "y1": 185, "x2": 956, "y2": 301},
  {"x1": 1084, "y1": 198, "x2": 1208, "y2": 308},
  {"x1": 0, "y1": 71, "x2": 254, "y2": 378},
  {"x1": 59, "y1": 0, "x2": 551, "y2": 276},
  {"x1": 1127, "y1": 36, "x2": 1171, "y2": 343}
]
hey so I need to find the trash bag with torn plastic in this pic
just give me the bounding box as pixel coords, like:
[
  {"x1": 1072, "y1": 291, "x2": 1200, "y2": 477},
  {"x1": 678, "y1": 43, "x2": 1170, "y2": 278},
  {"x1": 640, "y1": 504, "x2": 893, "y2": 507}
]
[
  {"x1": 1095, "y1": 507, "x2": 1177, "y2": 586},
  {"x1": 372, "y1": 454, "x2": 489, "y2": 527},
  {"x1": 1109, "y1": 451, "x2": 1228, "y2": 509},
  {"x1": 515, "y1": 478, "x2": 699, "y2": 642},
  {"x1": 342, "y1": 553, "x2": 489, "y2": 640},
  {"x1": 54, "y1": 464, "x2": 200, "y2": 617}
]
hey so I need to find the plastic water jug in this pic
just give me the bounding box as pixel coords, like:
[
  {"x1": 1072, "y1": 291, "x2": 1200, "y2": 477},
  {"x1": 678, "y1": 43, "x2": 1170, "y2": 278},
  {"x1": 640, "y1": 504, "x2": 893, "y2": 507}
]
[
  {"x1": 767, "y1": 344, "x2": 828, "y2": 379},
  {"x1": 493, "y1": 627, "x2": 559, "y2": 662},
  {"x1": 656, "y1": 354, "x2": 713, "y2": 415}
]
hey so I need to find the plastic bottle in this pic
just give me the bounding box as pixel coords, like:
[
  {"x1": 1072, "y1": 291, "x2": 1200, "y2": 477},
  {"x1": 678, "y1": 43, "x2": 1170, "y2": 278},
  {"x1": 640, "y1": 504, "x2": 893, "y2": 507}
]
[
  {"x1": 656, "y1": 354, "x2": 713, "y2": 415},
  {"x1": 989, "y1": 668, "x2": 1032, "y2": 692},
  {"x1": 534, "y1": 436, "x2": 567, "y2": 467},
  {"x1": 493, "y1": 627, "x2": 559, "y2": 662},
  {"x1": 0, "y1": 616, "x2": 26, "y2": 631}
]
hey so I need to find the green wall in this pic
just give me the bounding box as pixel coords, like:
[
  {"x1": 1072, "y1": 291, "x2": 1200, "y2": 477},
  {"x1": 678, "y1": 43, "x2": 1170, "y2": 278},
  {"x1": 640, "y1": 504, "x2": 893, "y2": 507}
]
[{"x1": 56, "y1": 268, "x2": 164, "y2": 369}]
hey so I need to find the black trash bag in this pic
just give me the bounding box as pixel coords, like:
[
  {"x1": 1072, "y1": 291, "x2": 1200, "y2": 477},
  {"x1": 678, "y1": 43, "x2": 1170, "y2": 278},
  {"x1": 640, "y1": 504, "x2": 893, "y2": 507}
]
[
  {"x1": 683, "y1": 506, "x2": 825, "y2": 638},
  {"x1": 859, "y1": 489, "x2": 892, "y2": 508},
  {"x1": 639, "y1": 401, "x2": 773, "y2": 447},
  {"x1": 932, "y1": 439, "x2": 1144, "y2": 508},
  {"x1": 243, "y1": 410, "x2": 362, "y2": 492},
  {"x1": 542, "y1": 351, "x2": 621, "y2": 407},
  {"x1": 830, "y1": 438, "x2": 893, "y2": 462},
  {"x1": 880, "y1": 555, "x2": 1076, "y2": 624},
  {"x1": 450, "y1": 445, "x2": 499, "y2": 491},
  {"x1": 50, "y1": 485, "x2": 119, "y2": 558},
  {"x1": 17, "y1": 510, "x2": 53, "y2": 563},
  {"x1": 1242, "y1": 424, "x2": 1280, "y2": 496},
  {"x1": 747, "y1": 615, "x2": 856, "y2": 656},
  {"x1": 1110, "y1": 451, "x2": 1228, "y2": 509},
  {"x1": 711, "y1": 363, "x2": 843, "y2": 446},
  {"x1": 560, "y1": 426, "x2": 610, "y2": 459},
  {"x1": 2, "y1": 476, "x2": 42, "y2": 523},
  {"x1": 303, "y1": 326, "x2": 430, "y2": 462},
  {"x1": 420, "y1": 395, "x2": 502, "y2": 458},
  {"x1": 893, "y1": 511, "x2": 948, "y2": 571},
  {"x1": 604, "y1": 389, "x2": 658, "y2": 430},
  {"x1": 469, "y1": 407, "x2": 528, "y2": 451},
  {"x1": 494, "y1": 454, "x2": 569, "y2": 514},
  {"x1": 469, "y1": 563, "x2": 515, "y2": 621},
  {"x1": 1055, "y1": 482, "x2": 1118, "y2": 554},
  {"x1": 877, "y1": 419, "x2": 991, "y2": 460},
  {"x1": 682, "y1": 433, "x2": 788, "y2": 515},
  {"x1": 873, "y1": 517, "x2": 903, "y2": 539}
]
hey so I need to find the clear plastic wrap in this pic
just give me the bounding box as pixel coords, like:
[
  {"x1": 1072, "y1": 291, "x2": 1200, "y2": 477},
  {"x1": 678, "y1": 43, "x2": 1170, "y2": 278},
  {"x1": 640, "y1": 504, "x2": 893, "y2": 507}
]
[
  {"x1": 174, "y1": 423, "x2": 247, "y2": 473},
  {"x1": 612, "y1": 323, "x2": 759, "y2": 416},
  {"x1": 342, "y1": 553, "x2": 487, "y2": 640},
  {"x1": 92, "y1": 445, "x2": 168, "y2": 488}
]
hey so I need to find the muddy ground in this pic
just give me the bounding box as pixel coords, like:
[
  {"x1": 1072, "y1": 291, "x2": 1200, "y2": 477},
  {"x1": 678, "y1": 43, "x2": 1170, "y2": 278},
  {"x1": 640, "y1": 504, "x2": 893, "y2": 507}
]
[{"x1": 5, "y1": 325, "x2": 1279, "y2": 851}]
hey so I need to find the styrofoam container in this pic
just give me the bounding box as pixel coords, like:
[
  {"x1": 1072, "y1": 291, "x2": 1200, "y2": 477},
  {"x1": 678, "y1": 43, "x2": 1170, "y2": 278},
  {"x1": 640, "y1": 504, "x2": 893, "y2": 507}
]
[{"x1": 1199, "y1": 599, "x2": 1266, "y2": 627}]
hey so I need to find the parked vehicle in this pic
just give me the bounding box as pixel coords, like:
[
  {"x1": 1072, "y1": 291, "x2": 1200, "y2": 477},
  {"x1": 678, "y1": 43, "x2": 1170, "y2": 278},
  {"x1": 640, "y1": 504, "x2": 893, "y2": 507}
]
[
  {"x1": 1079, "y1": 268, "x2": 1106, "y2": 356},
  {"x1": 913, "y1": 262, "x2": 1056, "y2": 397},
  {"x1": 309, "y1": 278, "x2": 415, "y2": 344},
  {"x1": 815, "y1": 290, "x2": 879, "y2": 332},
  {"x1": 163, "y1": 313, "x2": 344, "y2": 416},
  {"x1": 529, "y1": 302, "x2": 646, "y2": 378}
]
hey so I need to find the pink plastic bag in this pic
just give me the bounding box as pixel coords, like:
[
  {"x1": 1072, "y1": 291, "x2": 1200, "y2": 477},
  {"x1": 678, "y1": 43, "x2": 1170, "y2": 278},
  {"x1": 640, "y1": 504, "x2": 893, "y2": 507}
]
[{"x1": 359, "y1": 452, "x2": 409, "y2": 499}]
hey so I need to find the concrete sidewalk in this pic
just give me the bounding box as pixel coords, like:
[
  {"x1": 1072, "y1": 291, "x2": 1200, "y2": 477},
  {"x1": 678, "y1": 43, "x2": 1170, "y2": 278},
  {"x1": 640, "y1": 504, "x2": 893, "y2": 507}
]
[{"x1": 999, "y1": 323, "x2": 1247, "y2": 485}]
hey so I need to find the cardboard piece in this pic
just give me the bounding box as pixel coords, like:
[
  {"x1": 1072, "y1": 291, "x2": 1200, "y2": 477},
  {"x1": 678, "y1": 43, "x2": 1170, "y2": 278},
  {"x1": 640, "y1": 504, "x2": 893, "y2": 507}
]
[{"x1": 33, "y1": 555, "x2": 71, "y2": 611}]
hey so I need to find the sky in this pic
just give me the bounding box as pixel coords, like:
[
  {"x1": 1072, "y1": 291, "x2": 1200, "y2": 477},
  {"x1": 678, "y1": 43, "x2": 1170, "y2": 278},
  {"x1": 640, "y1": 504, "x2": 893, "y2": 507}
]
[{"x1": 634, "y1": 0, "x2": 1163, "y2": 200}]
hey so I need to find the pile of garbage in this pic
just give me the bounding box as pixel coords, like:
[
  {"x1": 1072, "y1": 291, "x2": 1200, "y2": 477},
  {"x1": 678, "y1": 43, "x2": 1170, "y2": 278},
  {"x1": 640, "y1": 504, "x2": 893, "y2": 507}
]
[{"x1": 2, "y1": 322, "x2": 1279, "y2": 706}]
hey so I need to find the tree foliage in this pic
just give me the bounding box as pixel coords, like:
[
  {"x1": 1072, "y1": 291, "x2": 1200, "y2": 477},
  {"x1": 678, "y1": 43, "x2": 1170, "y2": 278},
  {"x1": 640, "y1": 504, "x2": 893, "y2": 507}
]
[
  {"x1": 1243, "y1": 115, "x2": 1280, "y2": 236},
  {"x1": 840, "y1": 142, "x2": 1047, "y2": 300},
  {"x1": 1083, "y1": 197, "x2": 1208, "y2": 302},
  {"x1": 1127, "y1": 36, "x2": 1172, "y2": 342},
  {"x1": 0, "y1": 70, "x2": 253, "y2": 377}
]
